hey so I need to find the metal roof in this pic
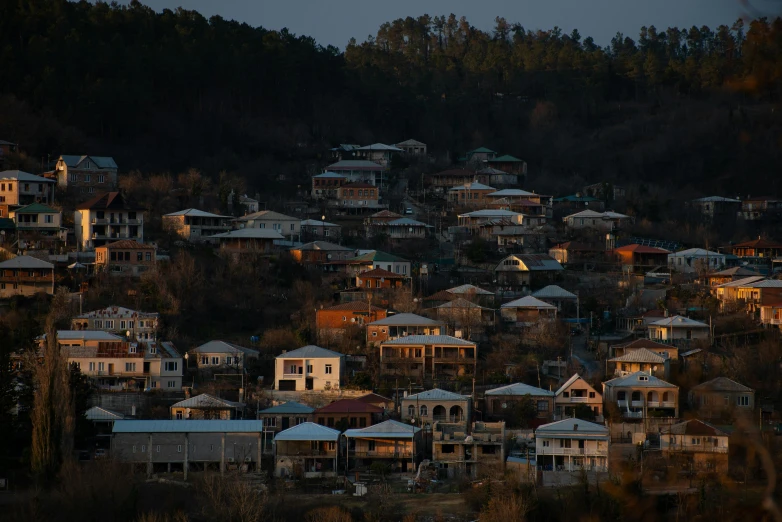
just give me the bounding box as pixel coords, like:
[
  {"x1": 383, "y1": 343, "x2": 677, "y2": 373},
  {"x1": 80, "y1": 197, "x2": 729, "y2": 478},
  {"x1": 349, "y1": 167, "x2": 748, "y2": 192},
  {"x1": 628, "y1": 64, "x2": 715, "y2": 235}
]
[
  {"x1": 501, "y1": 296, "x2": 557, "y2": 309},
  {"x1": 403, "y1": 388, "x2": 469, "y2": 401},
  {"x1": 386, "y1": 217, "x2": 432, "y2": 227},
  {"x1": 85, "y1": 406, "x2": 125, "y2": 421},
  {"x1": 368, "y1": 313, "x2": 442, "y2": 326},
  {"x1": 554, "y1": 374, "x2": 597, "y2": 397},
  {"x1": 300, "y1": 219, "x2": 341, "y2": 227},
  {"x1": 11, "y1": 203, "x2": 58, "y2": 214},
  {"x1": 278, "y1": 345, "x2": 343, "y2": 359},
  {"x1": 744, "y1": 279, "x2": 782, "y2": 288},
  {"x1": 447, "y1": 284, "x2": 493, "y2": 295},
  {"x1": 192, "y1": 340, "x2": 259, "y2": 356},
  {"x1": 532, "y1": 285, "x2": 577, "y2": 300},
  {"x1": 487, "y1": 189, "x2": 537, "y2": 198},
  {"x1": 208, "y1": 228, "x2": 285, "y2": 240},
  {"x1": 327, "y1": 160, "x2": 384, "y2": 169},
  {"x1": 274, "y1": 422, "x2": 340, "y2": 441},
  {"x1": 458, "y1": 209, "x2": 522, "y2": 218},
  {"x1": 691, "y1": 377, "x2": 753, "y2": 393},
  {"x1": 59, "y1": 155, "x2": 117, "y2": 169},
  {"x1": 467, "y1": 147, "x2": 496, "y2": 154},
  {"x1": 312, "y1": 172, "x2": 348, "y2": 178},
  {"x1": 436, "y1": 297, "x2": 492, "y2": 310},
  {"x1": 0, "y1": 170, "x2": 56, "y2": 183},
  {"x1": 603, "y1": 371, "x2": 676, "y2": 389},
  {"x1": 692, "y1": 196, "x2": 741, "y2": 203},
  {"x1": 449, "y1": 182, "x2": 496, "y2": 191},
  {"x1": 164, "y1": 208, "x2": 228, "y2": 218},
  {"x1": 664, "y1": 419, "x2": 727, "y2": 437},
  {"x1": 536, "y1": 418, "x2": 608, "y2": 436},
  {"x1": 357, "y1": 143, "x2": 403, "y2": 151},
  {"x1": 344, "y1": 419, "x2": 421, "y2": 439},
  {"x1": 715, "y1": 276, "x2": 767, "y2": 288},
  {"x1": 608, "y1": 348, "x2": 667, "y2": 364},
  {"x1": 495, "y1": 254, "x2": 564, "y2": 272},
  {"x1": 235, "y1": 210, "x2": 297, "y2": 222},
  {"x1": 291, "y1": 240, "x2": 351, "y2": 252},
  {"x1": 669, "y1": 248, "x2": 724, "y2": 257},
  {"x1": 647, "y1": 315, "x2": 709, "y2": 328},
  {"x1": 170, "y1": 394, "x2": 243, "y2": 409},
  {"x1": 489, "y1": 154, "x2": 523, "y2": 162},
  {"x1": 0, "y1": 255, "x2": 54, "y2": 269},
  {"x1": 259, "y1": 401, "x2": 315, "y2": 415},
  {"x1": 77, "y1": 306, "x2": 158, "y2": 319},
  {"x1": 381, "y1": 335, "x2": 475, "y2": 346},
  {"x1": 112, "y1": 420, "x2": 263, "y2": 433},
  {"x1": 57, "y1": 330, "x2": 123, "y2": 341},
  {"x1": 485, "y1": 382, "x2": 554, "y2": 397}
]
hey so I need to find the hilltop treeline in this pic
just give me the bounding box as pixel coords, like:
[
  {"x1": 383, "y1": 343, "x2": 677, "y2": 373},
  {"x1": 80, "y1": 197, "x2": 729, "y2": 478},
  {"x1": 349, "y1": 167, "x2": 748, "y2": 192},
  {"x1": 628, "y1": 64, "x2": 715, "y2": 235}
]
[{"x1": 1, "y1": 1, "x2": 781, "y2": 196}]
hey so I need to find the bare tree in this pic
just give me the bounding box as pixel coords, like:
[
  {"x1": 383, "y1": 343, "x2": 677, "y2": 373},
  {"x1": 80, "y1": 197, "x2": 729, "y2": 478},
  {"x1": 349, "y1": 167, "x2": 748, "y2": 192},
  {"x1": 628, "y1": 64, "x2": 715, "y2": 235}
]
[
  {"x1": 198, "y1": 474, "x2": 266, "y2": 522},
  {"x1": 305, "y1": 506, "x2": 354, "y2": 522}
]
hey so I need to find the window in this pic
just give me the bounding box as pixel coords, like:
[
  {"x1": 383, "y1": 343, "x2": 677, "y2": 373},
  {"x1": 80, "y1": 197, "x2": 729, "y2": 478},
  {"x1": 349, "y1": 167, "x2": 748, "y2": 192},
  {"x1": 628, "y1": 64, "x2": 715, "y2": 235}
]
[
  {"x1": 165, "y1": 361, "x2": 178, "y2": 372},
  {"x1": 289, "y1": 364, "x2": 297, "y2": 374},
  {"x1": 737, "y1": 396, "x2": 750, "y2": 406},
  {"x1": 212, "y1": 356, "x2": 220, "y2": 365},
  {"x1": 559, "y1": 439, "x2": 572, "y2": 448},
  {"x1": 128, "y1": 321, "x2": 134, "y2": 329},
  {"x1": 132, "y1": 445, "x2": 136, "y2": 453},
  {"x1": 98, "y1": 362, "x2": 105, "y2": 372},
  {"x1": 563, "y1": 391, "x2": 570, "y2": 398},
  {"x1": 537, "y1": 401, "x2": 549, "y2": 412},
  {"x1": 120, "y1": 320, "x2": 126, "y2": 329},
  {"x1": 589, "y1": 392, "x2": 596, "y2": 398},
  {"x1": 141, "y1": 445, "x2": 146, "y2": 452},
  {"x1": 45, "y1": 215, "x2": 53, "y2": 223},
  {"x1": 306, "y1": 364, "x2": 313, "y2": 373},
  {"x1": 542, "y1": 440, "x2": 550, "y2": 447},
  {"x1": 408, "y1": 405, "x2": 415, "y2": 417},
  {"x1": 290, "y1": 223, "x2": 294, "y2": 231},
  {"x1": 420, "y1": 405, "x2": 428, "y2": 417},
  {"x1": 137, "y1": 252, "x2": 143, "y2": 262},
  {"x1": 84, "y1": 174, "x2": 90, "y2": 182},
  {"x1": 167, "y1": 381, "x2": 176, "y2": 388},
  {"x1": 177, "y1": 445, "x2": 182, "y2": 453},
  {"x1": 266, "y1": 417, "x2": 277, "y2": 428},
  {"x1": 125, "y1": 363, "x2": 136, "y2": 372},
  {"x1": 327, "y1": 441, "x2": 336, "y2": 451},
  {"x1": 691, "y1": 437, "x2": 701, "y2": 445},
  {"x1": 372, "y1": 331, "x2": 377, "y2": 337},
  {"x1": 176, "y1": 412, "x2": 183, "y2": 420},
  {"x1": 325, "y1": 364, "x2": 332, "y2": 374},
  {"x1": 368, "y1": 440, "x2": 376, "y2": 451},
  {"x1": 104, "y1": 320, "x2": 114, "y2": 329},
  {"x1": 98, "y1": 175, "x2": 105, "y2": 183},
  {"x1": 145, "y1": 252, "x2": 151, "y2": 262},
  {"x1": 89, "y1": 362, "x2": 95, "y2": 372}
]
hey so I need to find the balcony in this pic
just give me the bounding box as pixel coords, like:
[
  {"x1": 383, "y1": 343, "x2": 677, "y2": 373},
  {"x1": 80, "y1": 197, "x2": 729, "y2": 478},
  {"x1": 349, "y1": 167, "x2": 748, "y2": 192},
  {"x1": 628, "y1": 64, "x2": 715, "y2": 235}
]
[
  {"x1": 282, "y1": 373, "x2": 303, "y2": 379},
  {"x1": 623, "y1": 411, "x2": 644, "y2": 419},
  {"x1": 617, "y1": 400, "x2": 628, "y2": 408},
  {"x1": 277, "y1": 449, "x2": 336, "y2": 457},
  {"x1": 569, "y1": 396, "x2": 589, "y2": 403},
  {"x1": 350, "y1": 450, "x2": 412, "y2": 458},
  {"x1": 764, "y1": 318, "x2": 782, "y2": 325},
  {"x1": 433, "y1": 357, "x2": 476, "y2": 364},
  {"x1": 664, "y1": 444, "x2": 727, "y2": 454},
  {"x1": 92, "y1": 218, "x2": 142, "y2": 225},
  {"x1": 630, "y1": 400, "x2": 644, "y2": 408},
  {"x1": 537, "y1": 447, "x2": 608, "y2": 457},
  {"x1": 82, "y1": 370, "x2": 146, "y2": 378}
]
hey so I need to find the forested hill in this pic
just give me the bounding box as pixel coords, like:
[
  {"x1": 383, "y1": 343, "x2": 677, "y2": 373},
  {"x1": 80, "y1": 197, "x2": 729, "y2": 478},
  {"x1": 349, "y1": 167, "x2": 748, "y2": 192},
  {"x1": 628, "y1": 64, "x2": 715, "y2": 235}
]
[{"x1": 1, "y1": 1, "x2": 781, "y2": 196}]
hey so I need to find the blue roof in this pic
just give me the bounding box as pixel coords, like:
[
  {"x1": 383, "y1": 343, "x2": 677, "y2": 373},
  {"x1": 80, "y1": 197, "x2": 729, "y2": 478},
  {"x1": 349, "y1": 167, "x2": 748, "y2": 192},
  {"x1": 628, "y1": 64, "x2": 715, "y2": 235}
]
[
  {"x1": 277, "y1": 345, "x2": 343, "y2": 359},
  {"x1": 112, "y1": 420, "x2": 263, "y2": 433},
  {"x1": 274, "y1": 422, "x2": 340, "y2": 441},
  {"x1": 259, "y1": 401, "x2": 315, "y2": 415},
  {"x1": 344, "y1": 419, "x2": 421, "y2": 439}
]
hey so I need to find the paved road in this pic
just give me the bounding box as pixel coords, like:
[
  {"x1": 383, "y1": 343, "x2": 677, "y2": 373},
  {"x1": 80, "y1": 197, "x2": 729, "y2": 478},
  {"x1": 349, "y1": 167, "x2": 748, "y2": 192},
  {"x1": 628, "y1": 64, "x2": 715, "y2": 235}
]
[{"x1": 570, "y1": 333, "x2": 600, "y2": 378}]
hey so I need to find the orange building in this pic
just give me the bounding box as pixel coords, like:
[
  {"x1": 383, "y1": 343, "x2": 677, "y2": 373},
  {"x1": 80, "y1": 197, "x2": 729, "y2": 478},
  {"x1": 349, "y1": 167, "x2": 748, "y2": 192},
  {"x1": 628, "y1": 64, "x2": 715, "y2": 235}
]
[
  {"x1": 316, "y1": 301, "x2": 387, "y2": 341},
  {"x1": 355, "y1": 268, "x2": 407, "y2": 290},
  {"x1": 95, "y1": 240, "x2": 156, "y2": 277},
  {"x1": 612, "y1": 244, "x2": 670, "y2": 271},
  {"x1": 289, "y1": 241, "x2": 353, "y2": 265}
]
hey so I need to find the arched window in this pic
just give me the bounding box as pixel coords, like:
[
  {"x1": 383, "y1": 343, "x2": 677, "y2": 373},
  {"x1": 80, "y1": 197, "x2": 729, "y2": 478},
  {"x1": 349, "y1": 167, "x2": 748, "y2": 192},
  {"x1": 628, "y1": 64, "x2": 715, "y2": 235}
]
[
  {"x1": 420, "y1": 405, "x2": 428, "y2": 417},
  {"x1": 631, "y1": 391, "x2": 642, "y2": 401},
  {"x1": 408, "y1": 405, "x2": 415, "y2": 418}
]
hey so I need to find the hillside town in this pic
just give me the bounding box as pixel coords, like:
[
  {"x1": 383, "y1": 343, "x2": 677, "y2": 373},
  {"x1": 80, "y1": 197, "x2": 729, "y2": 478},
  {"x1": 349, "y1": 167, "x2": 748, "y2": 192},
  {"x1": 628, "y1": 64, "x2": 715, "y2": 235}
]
[{"x1": 1, "y1": 137, "x2": 780, "y2": 515}]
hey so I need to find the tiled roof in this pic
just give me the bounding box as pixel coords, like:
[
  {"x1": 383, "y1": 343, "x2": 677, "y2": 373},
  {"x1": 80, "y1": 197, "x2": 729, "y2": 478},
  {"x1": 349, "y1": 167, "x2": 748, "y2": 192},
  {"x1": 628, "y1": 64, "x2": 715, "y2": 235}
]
[
  {"x1": 77, "y1": 192, "x2": 139, "y2": 210},
  {"x1": 171, "y1": 394, "x2": 242, "y2": 409},
  {"x1": 101, "y1": 240, "x2": 154, "y2": 250},
  {"x1": 358, "y1": 268, "x2": 406, "y2": 279},
  {"x1": 608, "y1": 348, "x2": 667, "y2": 364},
  {"x1": 690, "y1": 377, "x2": 753, "y2": 393},
  {"x1": 278, "y1": 345, "x2": 343, "y2": 359},
  {"x1": 344, "y1": 419, "x2": 421, "y2": 438},
  {"x1": 486, "y1": 382, "x2": 554, "y2": 397},
  {"x1": 314, "y1": 399, "x2": 383, "y2": 414},
  {"x1": 733, "y1": 238, "x2": 782, "y2": 249},
  {"x1": 258, "y1": 401, "x2": 315, "y2": 415},
  {"x1": 274, "y1": 422, "x2": 340, "y2": 441},
  {"x1": 382, "y1": 335, "x2": 475, "y2": 346},
  {"x1": 404, "y1": 388, "x2": 469, "y2": 401},
  {"x1": 321, "y1": 301, "x2": 385, "y2": 312}
]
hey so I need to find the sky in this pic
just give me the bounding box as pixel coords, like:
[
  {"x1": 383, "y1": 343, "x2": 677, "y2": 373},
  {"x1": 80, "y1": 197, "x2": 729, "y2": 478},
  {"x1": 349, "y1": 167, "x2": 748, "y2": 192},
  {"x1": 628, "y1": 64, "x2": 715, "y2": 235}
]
[{"x1": 122, "y1": 0, "x2": 782, "y2": 49}]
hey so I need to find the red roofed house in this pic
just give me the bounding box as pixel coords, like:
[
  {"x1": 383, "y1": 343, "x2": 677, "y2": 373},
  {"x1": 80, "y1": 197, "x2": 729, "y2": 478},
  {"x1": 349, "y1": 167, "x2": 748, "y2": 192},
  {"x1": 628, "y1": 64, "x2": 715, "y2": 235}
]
[
  {"x1": 316, "y1": 301, "x2": 387, "y2": 341},
  {"x1": 612, "y1": 244, "x2": 670, "y2": 271},
  {"x1": 731, "y1": 238, "x2": 782, "y2": 258},
  {"x1": 356, "y1": 268, "x2": 407, "y2": 290},
  {"x1": 314, "y1": 399, "x2": 384, "y2": 430},
  {"x1": 75, "y1": 191, "x2": 143, "y2": 250},
  {"x1": 95, "y1": 240, "x2": 156, "y2": 277}
]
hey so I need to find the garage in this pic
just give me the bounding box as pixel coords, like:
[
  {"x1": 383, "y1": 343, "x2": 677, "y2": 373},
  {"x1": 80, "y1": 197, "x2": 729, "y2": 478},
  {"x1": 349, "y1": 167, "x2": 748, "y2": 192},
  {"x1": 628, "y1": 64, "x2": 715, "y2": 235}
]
[{"x1": 278, "y1": 380, "x2": 297, "y2": 391}]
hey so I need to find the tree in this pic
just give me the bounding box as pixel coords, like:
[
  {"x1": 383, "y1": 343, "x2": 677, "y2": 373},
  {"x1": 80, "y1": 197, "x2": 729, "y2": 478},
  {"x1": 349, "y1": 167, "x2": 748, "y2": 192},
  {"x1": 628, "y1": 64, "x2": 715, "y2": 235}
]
[
  {"x1": 30, "y1": 288, "x2": 75, "y2": 481},
  {"x1": 508, "y1": 395, "x2": 538, "y2": 428},
  {"x1": 479, "y1": 493, "x2": 534, "y2": 522}
]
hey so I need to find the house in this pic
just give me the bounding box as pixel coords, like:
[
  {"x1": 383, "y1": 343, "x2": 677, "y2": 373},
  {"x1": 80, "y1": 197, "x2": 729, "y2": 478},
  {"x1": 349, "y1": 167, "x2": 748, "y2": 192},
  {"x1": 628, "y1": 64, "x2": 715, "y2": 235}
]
[
  {"x1": 582, "y1": 182, "x2": 626, "y2": 202},
  {"x1": 713, "y1": 276, "x2": 767, "y2": 307},
  {"x1": 553, "y1": 193, "x2": 605, "y2": 211},
  {"x1": 531, "y1": 285, "x2": 578, "y2": 314},
  {"x1": 189, "y1": 340, "x2": 259, "y2": 371},
  {"x1": 382, "y1": 217, "x2": 431, "y2": 240},
  {"x1": 85, "y1": 406, "x2": 125, "y2": 432},
  {"x1": 688, "y1": 377, "x2": 755, "y2": 420},
  {"x1": 366, "y1": 313, "x2": 444, "y2": 342},
  {"x1": 258, "y1": 401, "x2": 315, "y2": 443},
  {"x1": 274, "y1": 422, "x2": 341, "y2": 478},
  {"x1": 401, "y1": 388, "x2": 471, "y2": 425},
  {"x1": 379, "y1": 335, "x2": 477, "y2": 380},
  {"x1": 95, "y1": 240, "x2": 156, "y2": 277},
  {"x1": 111, "y1": 420, "x2": 264, "y2": 477},
  {"x1": 328, "y1": 250, "x2": 411, "y2": 276},
  {"x1": 432, "y1": 421, "x2": 506, "y2": 479},
  {"x1": 423, "y1": 284, "x2": 495, "y2": 308},
  {"x1": 425, "y1": 169, "x2": 477, "y2": 191},
  {"x1": 170, "y1": 394, "x2": 243, "y2": 420},
  {"x1": 275, "y1": 345, "x2": 344, "y2": 392},
  {"x1": 329, "y1": 144, "x2": 361, "y2": 161},
  {"x1": 487, "y1": 154, "x2": 527, "y2": 176},
  {"x1": 486, "y1": 188, "x2": 553, "y2": 212},
  {"x1": 602, "y1": 371, "x2": 679, "y2": 419},
  {"x1": 690, "y1": 196, "x2": 741, "y2": 221},
  {"x1": 612, "y1": 244, "x2": 671, "y2": 272},
  {"x1": 326, "y1": 160, "x2": 385, "y2": 187},
  {"x1": 162, "y1": 209, "x2": 232, "y2": 242},
  {"x1": 71, "y1": 305, "x2": 159, "y2": 342},
  {"x1": 54, "y1": 155, "x2": 118, "y2": 191},
  {"x1": 647, "y1": 315, "x2": 709, "y2": 343},
  {"x1": 494, "y1": 254, "x2": 564, "y2": 288},
  {"x1": 447, "y1": 182, "x2": 497, "y2": 208},
  {"x1": 705, "y1": 266, "x2": 761, "y2": 286},
  {"x1": 239, "y1": 195, "x2": 259, "y2": 213},
  {"x1": 365, "y1": 210, "x2": 402, "y2": 229},
  {"x1": 660, "y1": 419, "x2": 729, "y2": 474},
  {"x1": 356, "y1": 393, "x2": 395, "y2": 413},
  {"x1": 289, "y1": 241, "x2": 353, "y2": 266},
  {"x1": 356, "y1": 143, "x2": 403, "y2": 168},
  {"x1": 464, "y1": 146, "x2": 497, "y2": 165},
  {"x1": 396, "y1": 139, "x2": 427, "y2": 157},
  {"x1": 355, "y1": 267, "x2": 407, "y2": 291},
  {"x1": 208, "y1": 228, "x2": 284, "y2": 255},
  {"x1": 760, "y1": 301, "x2": 782, "y2": 327},
  {"x1": 731, "y1": 279, "x2": 782, "y2": 312},
  {"x1": 314, "y1": 399, "x2": 384, "y2": 430},
  {"x1": 9, "y1": 203, "x2": 64, "y2": 247},
  {"x1": 548, "y1": 241, "x2": 604, "y2": 265},
  {"x1": 457, "y1": 209, "x2": 523, "y2": 230},
  {"x1": 74, "y1": 192, "x2": 143, "y2": 250},
  {"x1": 343, "y1": 419, "x2": 422, "y2": 473},
  {"x1": 563, "y1": 210, "x2": 632, "y2": 231},
  {"x1": 233, "y1": 210, "x2": 300, "y2": 238},
  {"x1": 485, "y1": 383, "x2": 555, "y2": 426},
  {"x1": 60, "y1": 332, "x2": 182, "y2": 391},
  {"x1": 738, "y1": 197, "x2": 782, "y2": 221},
  {"x1": 554, "y1": 374, "x2": 603, "y2": 422},
  {"x1": 0, "y1": 170, "x2": 55, "y2": 209},
  {"x1": 668, "y1": 248, "x2": 726, "y2": 274},
  {"x1": 607, "y1": 348, "x2": 670, "y2": 379},
  {"x1": 535, "y1": 418, "x2": 609, "y2": 474},
  {"x1": 316, "y1": 301, "x2": 387, "y2": 341},
  {"x1": 433, "y1": 298, "x2": 495, "y2": 336},
  {"x1": 610, "y1": 338, "x2": 678, "y2": 360},
  {"x1": 731, "y1": 238, "x2": 782, "y2": 258},
  {"x1": 0, "y1": 255, "x2": 55, "y2": 298},
  {"x1": 500, "y1": 296, "x2": 557, "y2": 325},
  {"x1": 300, "y1": 219, "x2": 342, "y2": 240},
  {"x1": 0, "y1": 140, "x2": 18, "y2": 169},
  {"x1": 311, "y1": 172, "x2": 348, "y2": 199}
]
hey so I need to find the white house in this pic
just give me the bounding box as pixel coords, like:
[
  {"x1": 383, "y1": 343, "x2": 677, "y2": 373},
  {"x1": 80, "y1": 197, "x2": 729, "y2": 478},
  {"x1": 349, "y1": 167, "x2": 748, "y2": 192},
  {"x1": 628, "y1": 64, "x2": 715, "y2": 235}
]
[
  {"x1": 233, "y1": 210, "x2": 300, "y2": 238},
  {"x1": 189, "y1": 340, "x2": 260, "y2": 370},
  {"x1": 275, "y1": 345, "x2": 345, "y2": 392},
  {"x1": 74, "y1": 191, "x2": 143, "y2": 250},
  {"x1": 563, "y1": 210, "x2": 632, "y2": 231},
  {"x1": 668, "y1": 248, "x2": 726, "y2": 274},
  {"x1": 535, "y1": 418, "x2": 609, "y2": 473},
  {"x1": 647, "y1": 315, "x2": 710, "y2": 342}
]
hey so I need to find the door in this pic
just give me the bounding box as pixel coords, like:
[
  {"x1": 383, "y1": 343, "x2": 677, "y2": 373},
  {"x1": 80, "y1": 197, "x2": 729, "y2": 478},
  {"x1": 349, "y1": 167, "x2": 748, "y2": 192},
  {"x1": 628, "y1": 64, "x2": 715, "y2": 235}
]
[
  {"x1": 281, "y1": 417, "x2": 290, "y2": 430},
  {"x1": 143, "y1": 362, "x2": 150, "y2": 374},
  {"x1": 278, "y1": 380, "x2": 296, "y2": 391},
  {"x1": 305, "y1": 377, "x2": 314, "y2": 390},
  {"x1": 108, "y1": 363, "x2": 115, "y2": 376}
]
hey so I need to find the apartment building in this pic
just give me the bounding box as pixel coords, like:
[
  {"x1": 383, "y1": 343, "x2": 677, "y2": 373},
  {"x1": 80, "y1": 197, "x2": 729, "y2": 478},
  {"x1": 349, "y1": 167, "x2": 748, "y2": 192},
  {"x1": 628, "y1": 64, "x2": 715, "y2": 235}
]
[
  {"x1": 54, "y1": 155, "x2": 118, "y2": 191},
  {"x1": 311, "y1": 172, "x2": 348, "y2": 199},
  {"x1": 379, "y1": 335, "x2": 477, "y2": 380},
  {"x1": 9, "y1": 203, "x2": 64, "y2": 248},
  {"x1": 75, "y1": 192, "x2": 143, "y2": 250},
  {"x1": 336, "y1": 182, "x2": 383, "y2": 211},
  {"x1": 0, "y1": 255, "x2": 55, "y2": 298},
  {"x1": 432, "y1": 421, "x2": 505, "y2": 479},
  {"x1": 0, "y1": 170, "x2": 55, "y2": 208},
  {"x1": 71, "y1": 305, "x2": 159, "y2": 342}
]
